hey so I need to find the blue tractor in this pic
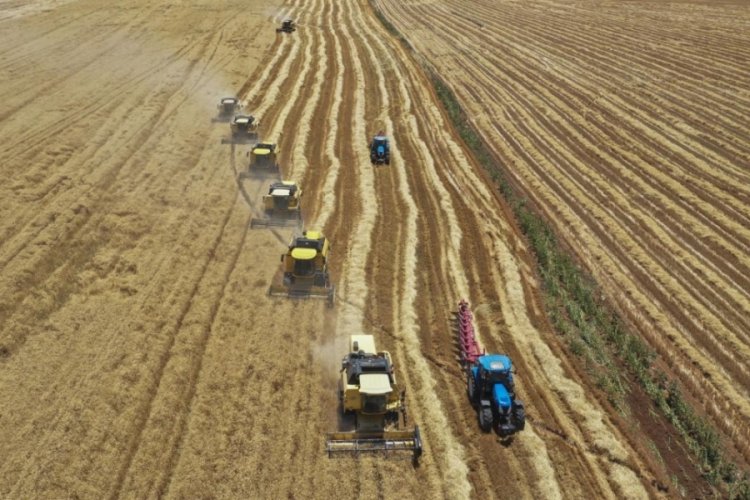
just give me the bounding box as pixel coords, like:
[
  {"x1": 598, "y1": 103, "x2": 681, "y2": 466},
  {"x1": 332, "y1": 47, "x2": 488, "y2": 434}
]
[
  {"x1": 467, "y1": 354, "x2": 525, "y2": 437},
  {"x1": 370, "y1": 133, "x2": 390, "y2": 165}
]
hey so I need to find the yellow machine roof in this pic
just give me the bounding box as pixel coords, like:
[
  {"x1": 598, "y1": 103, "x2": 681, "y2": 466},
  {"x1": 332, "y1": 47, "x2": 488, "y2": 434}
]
[
  {"x1": 253, "y1": 148, "x2": 271, "y2": 155},
  {"x1": 291, "y1": 247, "x2": 317, "y2": 260},
  {"x1": 359, "y1": 374, "x2": 392, "y2": 395}
]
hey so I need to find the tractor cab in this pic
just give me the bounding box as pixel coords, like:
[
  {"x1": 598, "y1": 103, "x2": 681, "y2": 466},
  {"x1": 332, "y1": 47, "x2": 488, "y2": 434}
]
[
  {"x1": 478, "y1": 355, "x2": 515, "y2": 393},
  {"x1": 370, "y1": 133, "x2": 391, "y2": 165}
]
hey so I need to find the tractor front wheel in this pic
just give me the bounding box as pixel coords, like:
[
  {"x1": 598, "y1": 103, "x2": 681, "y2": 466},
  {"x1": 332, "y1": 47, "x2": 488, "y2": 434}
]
[{"x1": 467, "y1": 372, "x2": 476, "y2": 403}]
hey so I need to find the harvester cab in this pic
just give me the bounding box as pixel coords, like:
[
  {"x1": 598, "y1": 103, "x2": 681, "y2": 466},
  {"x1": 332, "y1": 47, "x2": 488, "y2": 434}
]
[
  {"x1": 250, "y1": 181, "x2": 302, "y2": 229},
  {"x1": 370, "y1": 133, "x2": 390, "y2": 165},
  {"x1": 268, "y1": 230, "x2": 335, "y2": 306},
  {"x1": 224, "y1": 114, "x2": 258, "y2": 143},
  {"x1": 326, "y1": 335, "x2": 423, "y2": 464},
  {"x1": 247, "y1": 142, "x2": 280, "y2": 176},
  {"x1": 468, "y1": 354, "x2": 525, "y2": 437},
  {"x1": 216, "y1": 97, "x2": 240, "y2": 118},
  {"x1": 277, "y1": 19, "x2": 296, "y2": 33}
]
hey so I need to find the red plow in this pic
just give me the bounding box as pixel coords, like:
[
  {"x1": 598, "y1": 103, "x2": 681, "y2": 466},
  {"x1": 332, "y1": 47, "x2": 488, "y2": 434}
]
[{"x1": 457, "y1": 299, "x2": 484, "y2": 366}]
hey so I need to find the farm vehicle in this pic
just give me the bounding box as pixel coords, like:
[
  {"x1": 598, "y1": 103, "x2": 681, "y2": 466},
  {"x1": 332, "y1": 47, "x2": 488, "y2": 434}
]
[
  {"x1": 326, "y1": 334, "x2": 423, "y2": 464},
  {"x1": 457, "y1": 300, "x2": 526, "y2": 438}
]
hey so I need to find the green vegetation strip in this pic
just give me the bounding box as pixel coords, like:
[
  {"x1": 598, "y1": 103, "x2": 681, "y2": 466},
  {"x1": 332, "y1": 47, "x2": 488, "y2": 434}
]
[{"x1": 366, "y1": 1, "x2": 749, "y2": 496}]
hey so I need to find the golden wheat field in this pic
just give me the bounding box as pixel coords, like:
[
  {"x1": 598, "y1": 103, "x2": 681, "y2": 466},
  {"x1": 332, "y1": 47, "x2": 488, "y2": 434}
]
[{"x1": 0, "y1": 0, "x2": 748, "y2": 498}]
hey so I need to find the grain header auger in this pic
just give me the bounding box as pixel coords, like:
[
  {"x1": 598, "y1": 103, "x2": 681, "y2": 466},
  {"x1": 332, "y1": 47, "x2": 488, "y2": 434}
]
[
  {"x1": 250, "y1": 181, "x2": 303, "y2": 229},
  {"x1": 457, "y1": 300, "x2": 526, "y2": 438},
  {"x1": 326, "y1": 335, "x2": 423, "y2": 464},
  {"x1": 268, "y1": 230, "x2": 335, "y2": 307}
]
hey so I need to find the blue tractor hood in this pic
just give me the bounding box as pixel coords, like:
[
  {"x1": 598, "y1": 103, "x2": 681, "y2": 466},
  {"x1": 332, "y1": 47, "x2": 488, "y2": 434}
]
[
  {"x1": 493, "y1": 383, "x2": 512, "y2": 411},
  {"x1": 478, "y1": 354, "x2": 512, "y2": 372}
]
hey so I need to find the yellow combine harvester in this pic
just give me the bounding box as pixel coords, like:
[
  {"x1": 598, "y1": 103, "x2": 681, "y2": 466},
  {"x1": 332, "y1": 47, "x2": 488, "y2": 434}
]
[
  {"x1": 250, "y1": 181, "x2": 302, "y2": 229},
  {"x1": 326, "y1": 335, "x2": 423, "y2": 463},
  {"x1": 247, "y1": 142, "x2": 280, "y2": 176},
  {"x1": 268, "y1": 230, "x2": 335, "y2": 307}
]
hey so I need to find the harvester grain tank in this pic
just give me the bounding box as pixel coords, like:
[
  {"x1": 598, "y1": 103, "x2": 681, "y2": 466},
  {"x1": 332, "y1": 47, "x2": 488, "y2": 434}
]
[
  {"x1": 247, "y1": 142, "x2": 280, "y2": 176},
  {"x1": 457, "y1": 300, "x2": 525, "y2": 437},
  {"x1": 250, "y1": 181, "x2": 302, "y2": 229},
  {"x1": 326, "y1": 335, "x2": 423, "y2": 463},
  {"x1": 268, "y1": 230, "x2": 335, "y2": 307}
]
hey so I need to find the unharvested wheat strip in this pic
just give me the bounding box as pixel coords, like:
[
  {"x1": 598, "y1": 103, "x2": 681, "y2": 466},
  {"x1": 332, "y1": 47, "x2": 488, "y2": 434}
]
[
  {"x1": 264, "y1": 7, "x2": 317, "y2": 147},
  {"x1": 240, "y1": 3, "x2": 300, "y2": 106},
  {"x1": 339, "y1": 2, "x2": 472, "y2": 497},
  {"x1": 286, "y1": 3, "x2": 328, "y2": 182},
  {"x1": 332, "y1": 1, "x2": 378, "y2": 334},
  {"x1": 247, "y1": 4, "x2": 309, "y2": 119},
  {"x1": 3, "y1": 20, "x2": 263, "y2": 498},
  {"x1": 312, "y1": 3, "x2": 345, "y2": 228}
]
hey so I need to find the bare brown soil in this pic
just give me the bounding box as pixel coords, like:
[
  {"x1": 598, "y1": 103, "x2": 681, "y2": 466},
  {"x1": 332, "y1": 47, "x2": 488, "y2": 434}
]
[{"x1": 1, "y1": 0, "x2": 744, "y2": 497}]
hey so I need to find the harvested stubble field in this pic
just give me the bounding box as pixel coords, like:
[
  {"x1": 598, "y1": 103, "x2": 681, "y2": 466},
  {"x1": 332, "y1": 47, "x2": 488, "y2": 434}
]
[{"x1": 0, "y1": 0, "x2": 747, "y2": 498}]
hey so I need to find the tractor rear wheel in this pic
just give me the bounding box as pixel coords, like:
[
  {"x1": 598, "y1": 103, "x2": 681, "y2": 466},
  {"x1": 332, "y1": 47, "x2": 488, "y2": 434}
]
[{"x1": 479, "y1": 406, "x2": 493, "y2": 433}]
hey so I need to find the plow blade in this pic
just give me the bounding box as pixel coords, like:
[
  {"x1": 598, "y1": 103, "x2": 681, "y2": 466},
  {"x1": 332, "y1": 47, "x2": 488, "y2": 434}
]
[
  {"x1": 268, "y1": 284, "x2": 335, "y2": 307},
  {"x1": 250, "y1": 217, "x2": 301, "y2": 229},
  {"x1": 325, "y1": 427, "x2": 422, "y2": 463}
]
